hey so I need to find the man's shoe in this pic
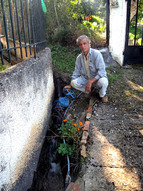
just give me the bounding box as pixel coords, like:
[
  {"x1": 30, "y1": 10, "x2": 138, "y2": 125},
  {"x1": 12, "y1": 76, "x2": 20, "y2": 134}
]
[{"x1": 101, "y1": 95, "x2": 108, "y2": 103}]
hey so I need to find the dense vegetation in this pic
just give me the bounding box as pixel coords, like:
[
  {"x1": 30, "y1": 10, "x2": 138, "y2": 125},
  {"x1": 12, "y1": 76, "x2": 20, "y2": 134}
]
[
  {"x1": 45, "y1": 0, "x2": 107, "y2": 46},
  {"x1": 129, "y1": 0, "x2": 143, "y2": 45}
]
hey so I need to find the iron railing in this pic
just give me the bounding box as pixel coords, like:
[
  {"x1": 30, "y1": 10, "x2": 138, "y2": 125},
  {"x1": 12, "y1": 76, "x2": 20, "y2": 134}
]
[{"x1": 0, "y1": 0, "x2": 47, "y2": 65}]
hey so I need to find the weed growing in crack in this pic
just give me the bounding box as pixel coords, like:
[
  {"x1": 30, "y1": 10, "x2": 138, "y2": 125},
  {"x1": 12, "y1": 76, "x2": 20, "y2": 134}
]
[
  {"x1": 106, "y1": 67, "x2": 122, "y2": 84},
  {"x1": 0, "y1": 62, "x2": 11, "y2": 72}
]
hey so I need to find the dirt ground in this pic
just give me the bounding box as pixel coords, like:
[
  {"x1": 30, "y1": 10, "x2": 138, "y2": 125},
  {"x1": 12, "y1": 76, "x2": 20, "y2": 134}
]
[{"x1": 60, "y1": 63, "x2": 143, "y2": 191}]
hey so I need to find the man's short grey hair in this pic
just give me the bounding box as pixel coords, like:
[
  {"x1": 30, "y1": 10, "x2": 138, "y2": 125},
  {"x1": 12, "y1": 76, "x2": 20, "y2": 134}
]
[{"x1": 76, "y1": 35, "x2": 91, "y2": 45}]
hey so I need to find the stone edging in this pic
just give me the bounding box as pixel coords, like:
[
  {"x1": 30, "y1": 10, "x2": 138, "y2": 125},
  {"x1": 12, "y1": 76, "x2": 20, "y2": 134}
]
[{"x1": 81, "y1": 97, "x2": 94, "y2": 158}]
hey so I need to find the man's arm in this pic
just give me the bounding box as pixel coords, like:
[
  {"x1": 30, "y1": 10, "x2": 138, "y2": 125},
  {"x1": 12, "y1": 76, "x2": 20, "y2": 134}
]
[
  {"x1": 71, "y1": 56, "x2": 81, "y2": 80},
  {"x1": 94, "y1": 51, "x2": 107, "y2": 79},
  {"x1": 64, "y1": 56, "x2": 81, "y2": 89}
]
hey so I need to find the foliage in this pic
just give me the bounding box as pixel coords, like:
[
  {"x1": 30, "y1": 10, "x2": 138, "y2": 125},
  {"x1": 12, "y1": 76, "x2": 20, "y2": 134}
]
[
  {"x1": 49, "y1": 44, "x2": 80, "y2": 73},
  {"x1": 130, "y1": 0, "x2": 143, "y2": 25},
  {"x1": 52, "y1": 26, "x2": 75, "y2": 45},
  {"x1": 129, "y1": 0, "x2": 143, "y2": 45},
  {"x1": 57, "y1": 119, "x2": 84, "y2": 156},
  {"x1": 81, "y1": 15, "x2": 106, "y2": 35},
  {"x1": 45, "y1": 0, "x2": 106, "y2": 46},
  {"x1": 0, "y1": 62, "x2": 11, "y2": 72},
  {"x1": 106, "y1": 67, "x2": 122, "y2": 84},
  {"x1": 129, "y1": 26, "x2": 142, "y2": 45}
]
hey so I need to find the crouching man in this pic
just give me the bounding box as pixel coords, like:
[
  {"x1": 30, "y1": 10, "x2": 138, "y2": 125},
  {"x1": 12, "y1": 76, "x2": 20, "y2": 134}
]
[{"x1": 64, "y1": 35, "x2": 108, "y2": 102}]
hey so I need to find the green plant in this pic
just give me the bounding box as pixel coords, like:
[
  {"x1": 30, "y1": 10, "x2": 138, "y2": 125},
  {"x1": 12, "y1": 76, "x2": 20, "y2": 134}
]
[
  {"x1": 57, "y1": 119, "x2": 84, "y2": 156},
  {"x1": 106, "y1": 67, "x2": 122, "y2": 84},
  {"x1": 129, "y1": 26, "x2": 142, "y2": 41},
  {"x1": 81, "y1": 157, "x2": 88, "y2": 163},
  {"x1": 49, "y1": 44, "x2": 80, "y2": 73},
  {"x1": 52, "y1": 26, "x2": 75, "y2": 46},
  {"x1": 45, "y1": 0, "x2": 106, "y2": 45},
  {"x1": 0, "y1": 62, "x2": 11, "y2": 72}
]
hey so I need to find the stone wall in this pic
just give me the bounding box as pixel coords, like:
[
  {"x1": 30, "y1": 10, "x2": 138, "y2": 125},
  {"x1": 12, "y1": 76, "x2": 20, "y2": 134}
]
[
  {"x1": 0, "y1": 48, "x2": 54, "y2": 191},
  {"x1": 109, "y1": 0, "x2": 127, "y2": 65}
]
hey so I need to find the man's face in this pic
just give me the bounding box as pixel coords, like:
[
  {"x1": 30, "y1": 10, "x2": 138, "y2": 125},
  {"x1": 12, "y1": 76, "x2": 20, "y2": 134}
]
[{"x1": 78, "y1": 38, "x2": 90, "y2": 56}]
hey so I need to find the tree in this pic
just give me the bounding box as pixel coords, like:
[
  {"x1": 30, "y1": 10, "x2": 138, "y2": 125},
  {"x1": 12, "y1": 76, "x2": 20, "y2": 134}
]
[{"x1": 46, "y1": 0, "x2": 107, "y2": 45}]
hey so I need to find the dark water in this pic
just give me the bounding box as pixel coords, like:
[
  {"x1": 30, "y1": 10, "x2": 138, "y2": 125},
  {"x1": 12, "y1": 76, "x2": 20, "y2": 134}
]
[{"x1": 28, "y1": 128, "x2": 65, "y2": 191}]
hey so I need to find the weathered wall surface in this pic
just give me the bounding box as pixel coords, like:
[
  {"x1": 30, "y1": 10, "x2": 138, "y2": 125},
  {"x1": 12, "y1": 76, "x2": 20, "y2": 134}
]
[
  {"x1": 0, "y1": 48, "x2": 54, "y2": 191},
  {"x1": 109, "y1": 0, "x2": 127, "y2": 65}
]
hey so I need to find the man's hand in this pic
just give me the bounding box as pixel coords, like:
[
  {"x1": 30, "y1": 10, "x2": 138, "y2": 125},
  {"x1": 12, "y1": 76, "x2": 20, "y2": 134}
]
[
  {"x1": 64, "y1": 85, "x2": 71, "y2": 89},
  {"x1": 85, "y1": 81, "x2": 92, "y2": 92},
  {"x1": 85, "y1": 78, "x2": 98, "y2": 92}
]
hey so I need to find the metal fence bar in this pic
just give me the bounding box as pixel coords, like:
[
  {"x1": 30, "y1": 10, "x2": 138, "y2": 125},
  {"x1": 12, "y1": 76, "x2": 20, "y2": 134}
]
[
  {"x1": 0, "y1": 40, "x2": 47, "y2": 52},
  {"x1": 30, "y1": 0, "x2": 36, "y2": 59},
  {"x1": 15, "y1": 0, "x2": 23, "y2": 58},
  {"x1": 134, "y1": 0, "x2": 139, "y2": 46},
  {"x1": 1, "y1": 0, "x2": 11, "y2": 64},
  {"x1": 142, "y1": 29, "x2": 143, "y2": 46},
  {"x1": 106, "y1": 0, "x2": 110, "y2": 46},
  {"x1": 0, "y1": 0, "x2": 47, "y2": 65},
  {"x1": 0, "y1": 36, "x2": 4, "y2": 65},
  {"x1": 8, "y1": 0, "x2": 18, "y2": 60},
  {"x1": 25, "y1": 0, "x2": 32, "y2": 55},
  {"x1": 20, "y1": 0, "x2": 28, "y2": 57}
]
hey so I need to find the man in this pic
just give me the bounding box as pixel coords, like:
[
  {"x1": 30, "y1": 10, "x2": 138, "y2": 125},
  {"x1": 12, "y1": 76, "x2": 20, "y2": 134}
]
[{"x1": 64, "y1": 35, "x2": 108, "y2": 102}]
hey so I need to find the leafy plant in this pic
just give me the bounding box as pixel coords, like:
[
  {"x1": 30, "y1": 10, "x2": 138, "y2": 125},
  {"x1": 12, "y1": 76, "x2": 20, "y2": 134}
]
[
  {"x1": 57, "y1": 119, "x2": 84, "y2": 156},
  {"x1": 49, "y1": 44, "x2": 80, "y2": 73},
  {"x1": 45, "y1": 0, "x2": 106, "y2": 45},
  {"x1": 129, "y1": 26, "x2": 142, "y2": 41}
]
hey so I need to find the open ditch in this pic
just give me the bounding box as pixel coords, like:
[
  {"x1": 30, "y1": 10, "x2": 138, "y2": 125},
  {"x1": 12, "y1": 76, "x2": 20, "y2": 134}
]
[{"x1": 27, "y1": 76, "x2": 85, "y2": 191}]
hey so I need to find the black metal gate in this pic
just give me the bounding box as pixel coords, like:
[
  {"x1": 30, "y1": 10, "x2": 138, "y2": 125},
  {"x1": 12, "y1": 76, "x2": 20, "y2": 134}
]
[
  {"x1": 0, "y1": 0, "x2": 47, "y2": 65},
  {"x1": 124, "y1": 0, "x2": 143, "y2": 64}
]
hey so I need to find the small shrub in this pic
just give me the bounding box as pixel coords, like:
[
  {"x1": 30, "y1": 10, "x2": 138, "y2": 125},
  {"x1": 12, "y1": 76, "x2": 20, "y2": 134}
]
[{"x1": 52, "y1": 26, "x2": 75, "y2": 46}]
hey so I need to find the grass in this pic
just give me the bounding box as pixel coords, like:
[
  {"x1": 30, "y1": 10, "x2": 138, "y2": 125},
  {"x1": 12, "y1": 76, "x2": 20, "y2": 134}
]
[
  {"x1": 106, "y1": 67, "x2": 122, "y2": 84},
  {"x1": 48, "y1": 44, "x2": 80, "y2": 73},
  {"x1": 0, "y1": 62, "x2": 11, "y2": 72}
]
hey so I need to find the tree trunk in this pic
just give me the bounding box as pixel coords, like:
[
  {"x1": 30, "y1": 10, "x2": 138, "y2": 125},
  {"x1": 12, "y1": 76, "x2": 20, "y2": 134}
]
[
  {"x1": 53, "y1": 0, "x2": 60, "y2": 26},
  {"x1": 11, "y1": 0, "x2": 17, "y2": 39},
  {"x1": 20, "y1": 4, "x2": 26, "y2": 34},
  {"x1": 130, "y1": 0, "x2": 137, "y2": 21}
]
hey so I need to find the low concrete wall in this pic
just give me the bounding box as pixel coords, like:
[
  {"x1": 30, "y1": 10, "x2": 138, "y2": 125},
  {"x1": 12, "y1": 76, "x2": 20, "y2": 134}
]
[{"x1": 0, "y1": 48, "x2": 54, "y2": 191}]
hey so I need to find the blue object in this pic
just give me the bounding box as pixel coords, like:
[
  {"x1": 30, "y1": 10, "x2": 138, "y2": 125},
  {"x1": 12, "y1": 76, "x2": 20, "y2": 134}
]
[
  {"x1": 59, "y1": 97, "x2": 69, "y2": 108},
  {"x1": 53, "y1": 97, "x2": 69, "y2": 109},
  {"x1": 63, "y1": 88, "x2": 77, "y2": 99},
  {"x1": 41, "y1": 0, "x2": 47, "y2": 13}
]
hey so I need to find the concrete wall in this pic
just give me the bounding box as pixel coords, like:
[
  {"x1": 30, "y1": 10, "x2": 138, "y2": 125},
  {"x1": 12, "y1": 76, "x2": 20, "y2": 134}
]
[
  {"x1": 0, "y1": 48, "x2": 54, "y2": 191},
  {"x1": 109, "y1": 0, "x2": 127, "y2": 65}
]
